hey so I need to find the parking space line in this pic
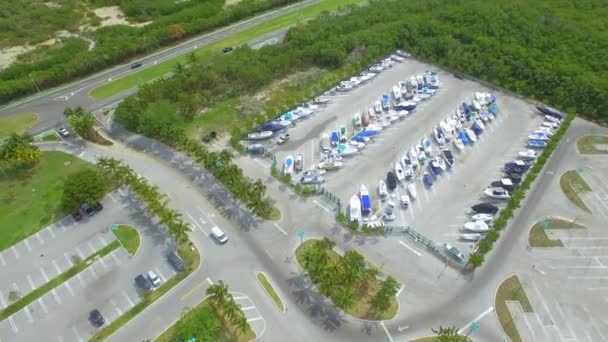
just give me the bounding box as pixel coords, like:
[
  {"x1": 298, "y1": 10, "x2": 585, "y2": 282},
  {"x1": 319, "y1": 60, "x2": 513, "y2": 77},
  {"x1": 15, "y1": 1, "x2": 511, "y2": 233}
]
[
  {"x1": 52, "y1": 289, "x2": 62, "y2": 304},
  {"x1": 48, "y1": 226, "x2": 56, "y2": 239},
  {"x1": 198, "y1": 216, "x2": 207, "y2": 226},
  {"x1": 247, "y1": 317, "x2": 263, "y2": 323},
  {"x1": 11, "y1": 245, "x2": 19, "y2": 259},
  {"x1": 99, "y1": 256, "x2": 108, "y2": 270},
  {"x1": 241, "y1": 306, "x2": 255, "y2": 311},
  {"x1": 64, "y1": 253, "x2": 73, "y2": 267},
  {"x1": 313, "y1": 200, "x2": 331, "y2": 212},
  {"x1": 122, "y1": 291, "x2": 135, "y2": 308},
  {"x1": 35, "y1": 232, "x2": 44, "y2": 245},
  {"x1": 24, "y1": 306, "x2": 33, "y2": 322},
  {"x1": 38, "y1": 298, "x2": 48, "y2": 314},
  {"x1": 72, "y1": 326, "x2": 83, "y2": 342},
  {"x1": 272, "y1": 223, "x2": 288, "y2": 236},
  {"x1": 76, "y1": 247, "x2": 84, "y2": 259},
  {"x1": 98, "y1": 235, "x2": 107, "y2": 247},
  {"x1": 52, "y1": 260, "x2": 62, "y2": 275},
  {"x1": 65, "y1": 280, "x2": 75, "y2": 296},
  {"x1": 0, "y1": 251, "x2": 5, "y2": 266},
  {"x1": 233, "y1": 296, "x2": 248, "y2": 300},
  {"x1": 24, "y1": 239, "x2": 33, "y2": 252},
  {"x1": 399, "y1": 240, "x2": 423, "y2": 256},
  {"x1": 9, "y1": 316, "x2": 18, "y2": 333},
  {"x1": 0, "y1": 290, "x2": 6, "y2": 309},
  {"x1": 110, "y1": 299, "x2": 122, "y2": 316},
  {"x1": 26, "y1": 274, "x2": 36, "y2": 291},
  {"x1": 76, "y1": 273, "x2": 85, "y2": 287},
  {"x1": 87, "y1": 242, "x2": 96, "y2": 254},
  {"x1": 155, "y1": 268, "x2": 167, "y2": 282},
  {"x1": 111, "y1": 252, "x2": 121, "y2": 266},
  {"x1": 40, "y1": 268, "x2": 49, "y2": 282}
]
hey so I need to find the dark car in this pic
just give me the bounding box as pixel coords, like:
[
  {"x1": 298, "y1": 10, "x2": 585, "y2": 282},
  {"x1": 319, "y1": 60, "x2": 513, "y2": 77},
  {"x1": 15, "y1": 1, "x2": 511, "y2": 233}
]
[
  {"x1": 93, "y1": 202, "x2": 103, "y2": 212},
  {"x1": 536, "y1": 106, "x2": 564, "y2": 119},
  {"x1": 506, "y1": 172, "x2": 522, "y2": 184},
  {"x1": 130, "y1": 62, "x2": 142, "y2": 69},
  {"x1": 168, "y1": 252, "x2": 184, "y2": 272},
  {"x1": 454, "y1": 72, "x2": 465, "y2": 80},
  {"x1": 89, "y1": 309, "x2": 105, "y2": 327},
  {"x1": 135, "y1": 274, "x2": 152, "y2": 291},
  {"x1": 72, "y1": 210, "x2": 83, "y2": 221},
  {"x1": 471, "y1": 202, "x2": 499, "y2": 214},
  {"x1": 80, "y1": 203, "x2": 95, "y2": 216},
  {"x1": 222, "y1": 47, "x2": 233, "y2": 53}
]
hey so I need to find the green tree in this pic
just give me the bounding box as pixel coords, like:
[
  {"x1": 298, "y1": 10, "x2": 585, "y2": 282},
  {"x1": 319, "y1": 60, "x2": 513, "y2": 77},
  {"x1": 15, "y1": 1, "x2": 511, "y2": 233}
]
[
  {"x1": 206, "y1": 281, "x2": 230, "y2": 308},
  {"x1": 334, "y1": 287, "x2": 355, "y2": 310},
  {"x1": 0, "y1": 133, "x2": 41, "y2": 168},
  {"x1": 370, "y1": 276, "x2": 400, "y2": 313},
  {"x1": 341, "y1": 250, "x2": 366, "y2": 287},
  {"x1": 432, "y1": 326, "x2": 468, "y2": 342},
  {"x1": 64, "y1": 106, "x2": 96, "y2": 139},
  {"x1": 174, "y1": 304, "x2": 220, "y2": 341},
  {"x1": 61, "y1": 169, "x2": 107, "y2": 211}
]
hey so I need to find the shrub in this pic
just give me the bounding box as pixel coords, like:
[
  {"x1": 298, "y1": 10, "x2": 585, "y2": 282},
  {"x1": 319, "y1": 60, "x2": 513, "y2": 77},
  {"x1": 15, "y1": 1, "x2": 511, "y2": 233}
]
[{"x1": 468, "y1": 253, "x2": 485, "y2": 267}]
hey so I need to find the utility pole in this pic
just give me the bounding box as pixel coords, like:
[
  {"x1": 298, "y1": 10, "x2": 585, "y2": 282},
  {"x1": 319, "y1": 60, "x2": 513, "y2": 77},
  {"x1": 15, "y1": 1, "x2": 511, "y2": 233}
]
[{"x1": 28, "y1": 73, "x2": 41, "y2": 93}]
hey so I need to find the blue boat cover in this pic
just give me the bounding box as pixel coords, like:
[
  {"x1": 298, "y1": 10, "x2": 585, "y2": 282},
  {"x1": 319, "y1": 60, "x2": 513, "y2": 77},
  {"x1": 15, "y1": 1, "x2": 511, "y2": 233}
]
[
  {"x1": 361, "y1": 195, "x2": 371, "y2": 212},
  {"x1": 330, "y1": 131, "x2": 340, "y2": 142},
  {"x1": 489, "y1": 104, "x2": 500, "y2": 115},
  {"x1": 260, "y1": 122, "x2": 285, "y2": 132},
  {"x1": 358, "y1": 129, "x2": 378, "y2": 137},
  {"x1": 459, "y1": 131, "x2": 470, "y2": 143}
]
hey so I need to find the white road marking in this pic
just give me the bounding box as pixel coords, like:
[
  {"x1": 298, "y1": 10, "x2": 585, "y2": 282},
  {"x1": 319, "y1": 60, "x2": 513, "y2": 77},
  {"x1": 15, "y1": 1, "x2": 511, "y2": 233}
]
[
  {"x1": 273, "y1": 223, "x2": 288, "y2": 235},
  {"x1": 458, "y1": 306, "x2": 494, "y2": 334},
  {"x1": 63, "y1": 253, "x2": 73, "y2": 268},
  {"x1": 247, "y1": 317, "x2": 263, "y2": 323},
  {"x1": 76, "y1": 273, "x2": 85, "y2": 288},
  {"x1": 254, "y1": 159, "x2": 269, "y2": 168},
  {"x1": 206, "y1": 277, "x2": 213, "y2": 285},
  {"x1": 111, "y1": 252, "x2": 121, "y2": 266},
  {"x1": 0, "y1": 290, "x2": 7, "y2": 309},
  {"x1": 87, "y1": 242, "x2": 96, "y2": 254},
  {"x1": 155, "y1": 268, "x2": 167, "y2": 282},
  {"x1": 52, "y1": 289, "x2": 62, "y2": 305},
  {"x1": 35, "y1": 232, "x2": 44, "y2": 244},
  {"x1": 399, "y1": 240, "x2": 422, "y2": 256},
  {"x1": 97, "y1": 235, "x2": 107, "y2": 247},
  {"x1": 108, "y1": 193, "x2": 117, "y2": 202},
  {"x1": 242, "y1": 306, "x2": 255, "y2": 311},
  {"x1": 48, "y1": 226, "x2": 56, "y2": 239},
  {"x1": 38, "y1": 298, "x2": 48, "y2": 313},
  {"x1": 99, "y1": 256, "x2": 108, "y2": 269},
  {"x1": 313, "y1": 200, "x2": 331, "y2": 212},
  {"x1": 396, "y1": 285, "x2": 405, "y2": 297},
  {"x1": 24, "y1": 306, "x2": 33, "y2": 322},
  {"x1": 0, "y1": 252, "x2": 5, "y2": 266},
  {"x1": 233, "y1": 296, "x2": 247, "y2": 300},
  {"x1": 9, "y1": 317, "x2": 18, "y2": 333},
  {"x1": 123, "y1": 291, "x2": 135, "y2": 308},
  {"x1": 52, "y1": 260, "x2": 62, "y2": 275},
  {"x1": 26, "y1": 275, "x2": 36, "y2": 290},
  {"x1": 65, "y1": 280, "x2": 75, "y2": 296},
  {"x1": 380, "y1": 321, "x2": 394, "y2": 342},
  {"x1": 24, "y1": 239, "x2": 32, "y2": 252},
  {"x1": 40, "y1": 268, "x2": 49, "y2": 282},
  {"x1": 111, "y1": 299, "x2": 122, "y2": 316},
  {"x1": 72, "y1": 327, "x2": 83, "y2": 342},
  {"x1": 11, "y1": 246, "x2": 19, "y2": 259},
  {"x1": 118, "y1": 188, "x2": 126, "y2": 196}
]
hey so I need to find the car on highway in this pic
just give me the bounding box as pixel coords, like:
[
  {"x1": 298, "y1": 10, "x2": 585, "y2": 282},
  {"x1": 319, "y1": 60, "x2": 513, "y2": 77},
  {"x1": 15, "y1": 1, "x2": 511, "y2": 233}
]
[
  {"x1": 58, "y1": 128, "x2": 70, "y2": 137},
  {"x1": 89, "y1": 309, "x2": 105, "y2": 327},
  {"x1": 211, "y1": 226, "x2": 228, "y2": 244},
  {"x1": 130, "y1": 62, "x2": 143, "y2": 69},
  {"x1": 147, "y1": 271, "x2": 161, "y2": 287},
  {"x1": 135, "y1": 274, "x2": 152, "y2": 291}
]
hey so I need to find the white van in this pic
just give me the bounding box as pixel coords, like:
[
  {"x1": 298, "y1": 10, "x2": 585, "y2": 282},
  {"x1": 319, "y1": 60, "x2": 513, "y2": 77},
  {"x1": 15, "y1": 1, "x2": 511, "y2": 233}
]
[{"x1": 211, "y1": 226, "x2": 228, "y2": 244}]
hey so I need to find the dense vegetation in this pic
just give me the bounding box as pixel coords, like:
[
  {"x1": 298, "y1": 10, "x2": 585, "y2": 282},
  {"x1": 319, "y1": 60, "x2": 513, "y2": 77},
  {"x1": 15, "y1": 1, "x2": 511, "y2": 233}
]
[{"x1": 0, "y1": 0, "x2": 302, "y2": 103}]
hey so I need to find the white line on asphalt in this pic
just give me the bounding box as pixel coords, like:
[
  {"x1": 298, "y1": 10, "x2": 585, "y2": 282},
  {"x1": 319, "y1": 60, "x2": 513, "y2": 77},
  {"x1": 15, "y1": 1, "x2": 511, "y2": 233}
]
[
  {"x1": 198, "y1": 216, "x2": 207, "y2": 226},
  {"x1": 380, "y1": 322, "x2": 394, "y2": 342},
  {"x1": 253, "y1": 159, "x2": 269, "y2": 168},
  {"x1": 313, "y1": 200, "x2": 331, "y2": 212},
  {"x1": 155, "y1": 268, "x2": 167, "y2": 282},
  {"x1": 111, "y1": 299, "x2": 122, "y2": 316},
  {"x1": 11, "y1": 246, "x2": 19, "y2": 259},
  {"x1": 24, "y1": 306, "x2": 33, "y2": 322},
  {"x1": 24, "y1": 239, "x2": 32, "y2": 252},
  {"x1": 197, "y1": 206, "x2": 210, "y2": 218},
  {"x1": 246, "y1": 317, "x2": 263, "y2": 323},
  {"x1": 64, "y1": 253, "x2": 73, "y2": 268},
  {"x1": 206, "y1": 277, "x2": 213, "y2": 285},
  {"x1": 458, "y1": 307, "x2": 494, "y2": 334},
  {"x1": 0, "y1": 251, "x2": 5, "y2": 266},
  {"x1": 48, "y1": 226, "x2": 56, "y2": 239},
  {"x1": 99, "y1": 256, "x2": 108, "y2": 269},
  {"x1": 118, "y1": 188, "x2": 125, "y2": 196},
  {"x1": 111, "y1": 252, "x2": 121, "y2": 266},
  {"x1": 123, "y1": 291, "x2": 135, "y2": 308},
  {"x1": 52, "y1": 289, "x2": 62, "y2": 305},
  {"x1": 396, "y1": 285, "x2": 405, "y2": 297},
  {"x1": 233, "y1": 296, "x2": 247, "y2": 300},
  {"x1": 65, "y1": 280, "x2": 75, "y2": 296},
  {"x1": 52, "y1": 260, "x2": 62, "y2": 275},
  {"x1": 38, "y1": 298, "x2": 48, "y2": 314},
  {"x1": 9, "y1": 317, "x2": 18, "y2": 333},
  {"x1": 77, "y1": 273, "x2": 85, "y2": 288},
  {"x1": 35, "y1": 232, "x2": 44, "y2": 244},
  {"x1": 273, "y1": 223, "x2": 288, "y2": 235},
  {"x1": 87, "y1": 242, "x2": 96, "y2": 254},
  {"x1": 97, "y1": 235, "x2": 107, "y2": 247},
  {"x1": 72, "y1": 327, "x2": 83, "y2": 342},
  {"x1": 0, "y1": 290, "x2": 6, "y2": 309},
  {"x1": 399, "y1": 240, "x2": 422, "y2": 256},
  {"x1": 241, "y1": 306, "x2": 255, "y2": 311},
  {"x1": 40, "y1": 268, "x2": 49, "y2": 282},
  {"x1": 26, "y1": 274, "x2": 36, "y2": 291}
]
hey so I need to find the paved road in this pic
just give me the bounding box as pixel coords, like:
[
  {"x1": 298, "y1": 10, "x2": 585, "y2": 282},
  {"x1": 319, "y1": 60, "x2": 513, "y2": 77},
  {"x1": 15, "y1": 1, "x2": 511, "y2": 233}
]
[{"x1": 0, "y1": 0, "x2": 320, "y2": 133}]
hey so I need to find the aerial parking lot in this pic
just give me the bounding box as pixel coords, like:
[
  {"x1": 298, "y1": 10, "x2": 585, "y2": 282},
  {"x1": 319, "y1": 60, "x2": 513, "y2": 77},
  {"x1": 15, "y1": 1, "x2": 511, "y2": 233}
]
[
  {"x1": 245, "y1": 55, "x2": 550, "y2": 260},
  {"x1": 0, "y1": 189, "x2": 178, "y2": 342}
]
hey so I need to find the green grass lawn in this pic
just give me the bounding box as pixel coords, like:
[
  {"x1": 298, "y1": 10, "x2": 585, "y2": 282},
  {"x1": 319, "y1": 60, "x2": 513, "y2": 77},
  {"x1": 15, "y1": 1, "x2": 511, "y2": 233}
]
[
  {"x1": 256, "y1": 272, "x2": 285, "y2": 311},
  {"x1": 577, "y1": 135, "x2": 608, "y2": 154},
  {"x1": 112, "y1": 225, "x2": 141, "y2": 255},
  {"x1": 495, "y1": 275, "x2": 534, "y2": 342},
  {"x1": 0, "y1": 151, "x2": 96, "y2": 251},
  {"x1": 296, "y1": 240, "x2": 398, "y2": 320},
  {"x1": 89, "y1": 0, "x2": 364, "y2": 99},
  {"x1": 0, "y1": 112, "x2": 38, "y2": 138},
  {"x1": 559, "y1": 170, "x2": 592, "y2": 212},
  {"x1": 528, "y1": 218, "x2": 584, "y2": 247}
]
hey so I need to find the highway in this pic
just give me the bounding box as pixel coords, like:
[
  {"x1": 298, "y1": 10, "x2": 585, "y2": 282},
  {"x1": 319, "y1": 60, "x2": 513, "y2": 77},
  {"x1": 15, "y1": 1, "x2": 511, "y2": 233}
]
[{"x1": 0, "y1": 0, "x2": 321, "y2": 133}]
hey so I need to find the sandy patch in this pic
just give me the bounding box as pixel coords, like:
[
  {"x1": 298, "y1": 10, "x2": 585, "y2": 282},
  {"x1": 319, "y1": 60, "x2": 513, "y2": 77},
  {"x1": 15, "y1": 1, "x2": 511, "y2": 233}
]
[
  {"x1": 85, "y1": 6, "x2": 151, "y2": 30},
  {"x1": 0, "y1": 38, "x2": 56, "y2": 69},
  {"x1": 225, "y1": 0, "x2": 246, "y2": 7}
]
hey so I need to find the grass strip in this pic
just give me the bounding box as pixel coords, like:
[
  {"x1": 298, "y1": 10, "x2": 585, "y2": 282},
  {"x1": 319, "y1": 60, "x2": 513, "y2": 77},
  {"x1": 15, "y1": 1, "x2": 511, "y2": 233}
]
[
  {"x1": 111, "y1": 224, "x2": 141, "y2": 255},
  {"x1": 495, "y1": 275, "x2": 534, "y2": 342},
  {"x1": 89, "y1": 0, "x2": 364, "y2": 99},
  {"x1": 90, "y1": 241, "x2": 200, "y2": 342},
  {"x1": 0, "y1": 112, "x2": 38, "y2": 138},
  {"x1": 0, "y1": 240, "x2": 120, "y2": 320},
  {"x1": 528, "y1": 218, "x2": 584, "y2": 247},
  {"x1": 256, "y1": 272, "x2": 285, "y2": 311},
  {"x1": 559, "y1": 170, "x2": 592, "y2": 212},
  {"x1": 576, "y1": 135, "x2": 608, "y2": 155}
]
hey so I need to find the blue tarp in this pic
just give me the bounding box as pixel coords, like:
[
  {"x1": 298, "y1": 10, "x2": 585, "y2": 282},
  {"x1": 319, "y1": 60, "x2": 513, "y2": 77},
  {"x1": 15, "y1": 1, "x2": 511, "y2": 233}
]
[
  {"x1": 361, "y1": 195, "x2": 371, "y2": 213},
  {"x1": 459, "y1": 131, "x2": 470, "y2": 144},
  {"x1": 330, "y1": 131, "x2": 340, "y2": 143},
  {"x1": 357, "y1": 128, "x2": 378, "y2": 137},
  {"x1": 489, "y1": 104, "x2": 500, "y2": 115}
]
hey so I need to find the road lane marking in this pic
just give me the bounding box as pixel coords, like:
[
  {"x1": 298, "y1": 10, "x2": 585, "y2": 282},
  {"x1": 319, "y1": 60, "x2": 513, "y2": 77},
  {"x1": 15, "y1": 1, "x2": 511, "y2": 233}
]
[
  {"x1": 24, "y1": 239, "x2": 32, "y2": 252},
  {"x1": 52, "y1": 260, "x2": 62, "y2": 275},
  {"x1": 247, "y1": 317, "x2": 263, "y2": 322},
  {"x1": 87, "y1": 242, "x2": 96, "y2": 254},
  {"x1": 458, "y1": 306, "x2": 494, "y2": 334},
  {"x1": 396, "y1": 285, "x2": 405, "y2": 297},
  {"x1": 313, "y1": 200, "x2": 331, "y2": 212},
  {"x1": 380, "y1": 321, "x2": 394, "y2": 342},
  {"x1": 99, "y1": 256, "x2": 108, "y2": 269},
  {"x1": 9, "y1": 316, "x2": 18, "y2": 332},
  {"x1": 273, "y1": 223, "x2": 288, "y2": 235},
  {"x1": 76, "y1": 247, "x2": 84, "y2": 259},
  {"x1": 206, "y1": 277, "x2": 213, "y2": 285},
  {"x1": 0, "y1": 252, "x2": 5, "y2": 266},
  {"x1": 38, "y1": 298, "x2": 48, "y2": 313},
  {"x1": 11, "y1": 246, "x2": 19, "y2": 259},
  {"x1": 399, "y1": 240, "x2": 422, "y2": 256},
  {"x1": 26, "y1": 274, "x2": 36, "y2": 290},
  {"x1": 110, "y1": 299, "x2": 122, "y2": 316},
  {"x1": 253, "y1": 159, "x2": 269, "y2": 168},
  {"x1": 52, "y1": 289, "x2": 62, "y2": 304},
  {"x1": 40, "y1": 268, "x2": 49, "y2": 282},
  {"x1": 233, "y1": 296, "x2": 247, "y2": 300},
  {"x1": 64, "y1": 253, "x2": 73, "y2": 267},
  {"x1": 72, "y1": 327, "x2": 83, "y2": 342},
  {"x1": 199, "y1": 216, "x2": 207, "y2": 225},
  {"x1": 35, "y1": 232, "x2": 44, "y2": 244},
  {"x1": 181, "y1": 279, "x2": 210, "y2": 301}
]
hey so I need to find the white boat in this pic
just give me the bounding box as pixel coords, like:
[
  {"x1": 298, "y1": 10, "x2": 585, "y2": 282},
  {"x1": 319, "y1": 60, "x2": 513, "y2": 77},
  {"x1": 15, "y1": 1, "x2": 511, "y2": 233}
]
[
  {"x1": 396, "y1": 110, "x2": 409, "y2": 117},
  {"x1": 275, "y1": 119, "x2": 293, "y2": 127},
  {"x1": 528, "y1": 132, "x2": 549, "y2": 141},
  {"x1": 454, "y1": 138, "x2": 464, "y2": 150},
  {"x1": 408, "y1": 146, "x2": 419, "y2": 168},
  {"x1": 453, "y1": 115, "x2": 463, "y2": 130},
  {"x1": 544, "y1": 115, "x2": 561, "y2": 123},
  {"x1": 518, "y1": 150, "x2": 538, "y2": 160},
  {"x1": 295, "y1": 153, "x2": 304, "y2": 172},
  {"x1": 349, "y1": 195, "x2": 361, "y2": 222},
  {"x1": 407, "y1": 183, "x2": 417, "y2": 201},
  {"x1": 460, "y1": 233, "x2": 482, "y2": 242},
  {"x1": 394, "y1": 162, "x2": 406, "y2": 182},
  {"x1": 435, "y1": 156, "x2": 447, "y2": 171},
  {"x1": 463, "y1": 221, "x2": 490, "y2": 232},
  {"x1": 313, "y1": 97, "x2": 330, "y2": 104},
  {"x1": 392, "y1": 85, "x2": 402, "y2": 101},
  {"x1": 484, "y1": 187, "x2": 510, "y2": 200},
  {"x1": 400, "y1": 154, "x2": 409, "y2": 168},
  {"x1": 535, "y1": 127, "x2": 554, "y2": 136},
  {"x1": 404, "y1": 164, "x2": 414, "y2": 179},
  {"x1": 283, "y1": 155, "x2": 295, "y2": 176},
  {"x1": 336, "y1": 144, "x2": 359, "y2": 157},
  {"x1": 466, "y1": 128, "x2": 477, "y2": 142},
  {"x1": 374, "y1": 101, "x2": 383, "y2": 113},
  {"x1": 352, "y1": 113, "x2": 362, "y2": 127},
  {"x1": 443, "y1": 119, "x2": 455, "y2": 140},
  {"x1": 350, "y1": 140, "x2": 366, "y2": 149},
  {"x1": 378, "y1": 180, "x2": 388, "y2": 198},
  {"x1": 318, "y1": 159, "x2": 343, "y2": 170},
  {"x1": 475, "y1": 118, "x2": 485, "y2": 130},
  {"x1": 472, "y1": 100, "x2": 482, "y2": 111},
  {"x1": 471, "y1": 213, "x2": 494, "y2": 222},
  {"x1": 422, "y1": 138, "x2": 432, "y2": 154},
  {"x1": 416, "y1": 144, "x2": 427, "y2": 163},
  {"x1": 247, "y1": 131, "x2": 273, "y2": 140},
  {"x1": 542, "y1": 121, "x2": 560, "y2": 129},
  {"x1": 433, "y1": 125, "x2": 445, "y2": 145}
]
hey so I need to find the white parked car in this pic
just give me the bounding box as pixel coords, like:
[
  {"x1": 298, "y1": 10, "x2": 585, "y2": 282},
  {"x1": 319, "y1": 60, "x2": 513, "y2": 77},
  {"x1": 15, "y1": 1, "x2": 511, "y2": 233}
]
[
  {"x1": 147, "y1": 271, "x2": 161, "y2": 287},
  {"x1": 276, "y1": 134, "x2": 290, "y2": 145},
  {"x1": 59, "y1": 128, "x2": 70, "y2": 137}
]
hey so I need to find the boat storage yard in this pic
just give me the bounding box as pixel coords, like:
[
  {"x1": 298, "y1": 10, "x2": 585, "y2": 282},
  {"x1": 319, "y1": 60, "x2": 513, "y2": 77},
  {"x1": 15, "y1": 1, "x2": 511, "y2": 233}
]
[{"x1": 242, "y1": 53, "x2": 555, "y2": 261}]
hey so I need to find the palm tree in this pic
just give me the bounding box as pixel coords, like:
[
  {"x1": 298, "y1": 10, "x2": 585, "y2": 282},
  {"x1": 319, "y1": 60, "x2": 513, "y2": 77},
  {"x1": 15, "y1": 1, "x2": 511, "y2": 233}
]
[
  {"x1": 334, "y1": 287, "x2": 355, "y2": 310},
  {"x1": 160, "y1": 209, "x2": 182, "y2": 227},
  {"x1": 0, "y1": 133, "x2": 41, "y2": 167},
  {"x1": 234, "y1": 315, "x2": 249, "y2": 335},
  {"x1": 317, "y1": 238, "x2": 336, "y2": 252},
  {"x1": 174, "y1": 63, "x2": 186, "y2": 75},
  {"x1": 432, "y1": 326, "x2": 468, "y2": 342},
  {"x1": 171, "y1": 220, "x2": 191, "y2": 243},
  {"x1": 218, "y1": 149, "x2": 233, "y2": 165},
  {"x1": 96, "y1": 157, "x2": 121, "y2": 176},
  {"x1": 206, "y1": 281, "x2": 230, "y2": 307},
  {"x1": 223, "y1": 299, "x2": 242, "y2": 323},
  {"x1": 341, "y1": 250, "x2": 365, "y2": 287}
]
